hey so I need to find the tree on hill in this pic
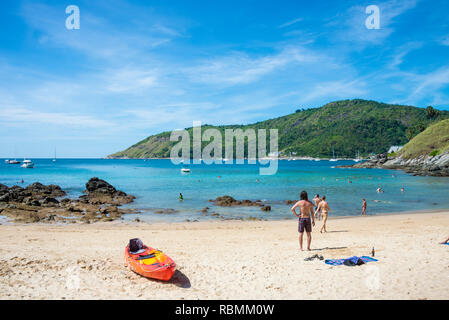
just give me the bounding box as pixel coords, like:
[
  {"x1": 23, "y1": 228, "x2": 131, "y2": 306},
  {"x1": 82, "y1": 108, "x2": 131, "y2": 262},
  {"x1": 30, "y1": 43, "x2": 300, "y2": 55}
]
[{"x1": 426, "y1": 106, "x2": 440, "y2": 119}]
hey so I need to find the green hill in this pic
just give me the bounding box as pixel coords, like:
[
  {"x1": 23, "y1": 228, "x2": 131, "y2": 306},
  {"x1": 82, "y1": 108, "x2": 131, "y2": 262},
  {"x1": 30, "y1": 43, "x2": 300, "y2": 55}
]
[
  {"x1": 398, "y1": 119, "x2": 449, "y2": 159},
  {"x1": 108, "y1": 99, "x2": 449, "y2": 159}
]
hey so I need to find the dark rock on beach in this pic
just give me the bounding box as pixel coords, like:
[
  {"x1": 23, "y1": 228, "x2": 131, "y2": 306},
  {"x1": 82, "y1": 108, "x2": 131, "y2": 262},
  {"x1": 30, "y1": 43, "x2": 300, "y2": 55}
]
[
  {"x1": 84, "y1": 177, "x2": 136, "y2": 205},
  {"x1": 0, "y1": 178, "x2": 135, "y2": 224}
]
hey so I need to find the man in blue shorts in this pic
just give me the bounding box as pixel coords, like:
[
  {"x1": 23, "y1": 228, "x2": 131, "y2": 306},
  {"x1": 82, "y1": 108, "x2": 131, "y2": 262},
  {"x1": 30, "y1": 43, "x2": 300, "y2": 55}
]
[{"x1": 291, "y1": 190, "x2": 315, "y2": 251}]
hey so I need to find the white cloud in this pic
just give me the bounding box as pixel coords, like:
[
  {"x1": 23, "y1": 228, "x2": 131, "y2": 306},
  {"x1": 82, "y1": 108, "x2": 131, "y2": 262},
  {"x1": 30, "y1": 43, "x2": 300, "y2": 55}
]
[
  {"x1": 410, "y1": 67, "x2": 449, "y2": 98},
  {"x1": 300, "y1": 80, "x2": 368, "y2": 103},
  {"x1": 19, "y1": 2, "x2": 181, "y2": 61},
  {"x1": 103, "y1": 68, "x2": 158, "y2": 93},
  {"x1": 185, "y1": 47, "x2": 318, "y2": 86},
  {"x1": 0, "y1": 107, "x2": 113, "y2": 128},
  {"x1": 278, "y1": 18, "x2": 303, "y2": 29},
  {"x1": 389, "y1": 42, "x2": 423, "y2": 68},
  {"x1": 440, "y1": 35, "x2": 449, "y2": 46}
]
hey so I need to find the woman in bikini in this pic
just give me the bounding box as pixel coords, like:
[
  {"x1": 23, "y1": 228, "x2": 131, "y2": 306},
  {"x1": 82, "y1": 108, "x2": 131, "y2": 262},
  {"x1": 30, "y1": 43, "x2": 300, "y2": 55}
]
[{"x1": 315, "y1": 196, "x2": 330, "y2": 233}]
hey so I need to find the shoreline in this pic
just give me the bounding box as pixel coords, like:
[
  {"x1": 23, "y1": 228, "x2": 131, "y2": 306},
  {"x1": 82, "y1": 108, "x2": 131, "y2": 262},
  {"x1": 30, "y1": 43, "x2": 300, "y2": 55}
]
[
  {"x1": 2, "y1": 206, "x2": 449, "y2": 226},
  {"x1": 0, "y1": 210, "x2": 448, "y2": 299}
]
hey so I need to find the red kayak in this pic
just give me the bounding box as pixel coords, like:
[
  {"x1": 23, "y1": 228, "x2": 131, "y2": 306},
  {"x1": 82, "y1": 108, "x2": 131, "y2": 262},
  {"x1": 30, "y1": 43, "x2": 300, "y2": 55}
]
[{"x1": 124, "y1": 244, "x2": 176, "y2": 281}]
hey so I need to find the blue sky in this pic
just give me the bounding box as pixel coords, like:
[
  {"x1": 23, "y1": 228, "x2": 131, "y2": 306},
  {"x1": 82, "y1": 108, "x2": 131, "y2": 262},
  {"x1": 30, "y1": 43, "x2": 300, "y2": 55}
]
[{"x1": 1, "y1": 0, "x2": 449, "y2": 158}]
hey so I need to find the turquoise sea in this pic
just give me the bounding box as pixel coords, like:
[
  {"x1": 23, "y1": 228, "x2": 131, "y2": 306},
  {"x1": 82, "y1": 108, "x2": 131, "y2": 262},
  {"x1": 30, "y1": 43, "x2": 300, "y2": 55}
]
[{"x1": 1, "y1": 158, "x2": 449, "y2": 222}]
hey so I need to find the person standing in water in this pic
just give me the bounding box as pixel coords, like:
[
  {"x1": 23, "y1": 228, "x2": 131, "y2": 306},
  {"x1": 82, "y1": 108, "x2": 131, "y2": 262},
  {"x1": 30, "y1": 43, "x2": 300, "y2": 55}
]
[
  {"x1": 291, "y1": 191, "x2": 315, "y2": 251},
  {"x1": 179, "y1": 193, "x2": 184, "y2": 201},
  {"x1": 315, "y1": 196, "x2": 330, "y2": 233},
  {"x1": 361, "y1": 198, "x2": 367, "y2": 216},
  {"x1": 312, "y1": 194, "x2": 321, "y2": 221}
]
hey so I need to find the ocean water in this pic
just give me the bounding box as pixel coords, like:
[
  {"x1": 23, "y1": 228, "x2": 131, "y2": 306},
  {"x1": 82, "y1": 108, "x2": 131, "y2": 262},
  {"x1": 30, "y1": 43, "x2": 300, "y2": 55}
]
[{"x1": 1, "y1": 158, "x2": 449, "y2": 222}]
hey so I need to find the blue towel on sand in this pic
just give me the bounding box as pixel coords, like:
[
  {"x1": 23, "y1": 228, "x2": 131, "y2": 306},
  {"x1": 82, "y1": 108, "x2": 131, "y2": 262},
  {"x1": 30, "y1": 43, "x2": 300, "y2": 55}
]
[
  {"x1": 325, "y1": 256, "x2": 378, "y2": 266},
  {"x1": 443, "y1": 243, "x2": 449, "y2": 246}
]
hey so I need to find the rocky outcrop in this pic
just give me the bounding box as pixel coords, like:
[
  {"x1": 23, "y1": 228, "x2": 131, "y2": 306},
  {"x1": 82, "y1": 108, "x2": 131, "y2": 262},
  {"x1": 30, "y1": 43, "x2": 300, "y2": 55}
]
[
  {"x1": 209, "y1": 196, "x2": 264, "y2": 207},
  {"x1": 209, "y1": 195, "x2": 272, "y2": 212},
  {"x1": 346, "y1": 152, "x2": 449, "y2": 176},
  {"x1": 0, "y1": 178, "x2": 136, "y2": 224},
  {"x1": 84, "y1": 177, "x2": 136, "y2": 205},
  {"x1": 0, "y1": 183, "x2": 66, "y2": 204}
]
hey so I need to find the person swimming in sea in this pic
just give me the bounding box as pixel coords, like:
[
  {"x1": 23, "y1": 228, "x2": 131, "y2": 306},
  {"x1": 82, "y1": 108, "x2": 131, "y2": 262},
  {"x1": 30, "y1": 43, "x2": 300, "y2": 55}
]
[
  {"x1": 361, "y1": 198, "x2": 367, "y2": 216},
  {"x1": 291, "y1": 190, "x2": 315, "y2": 251},
  {"x1": 315, "y1": 196, "x2": 330, "y2": 233}
]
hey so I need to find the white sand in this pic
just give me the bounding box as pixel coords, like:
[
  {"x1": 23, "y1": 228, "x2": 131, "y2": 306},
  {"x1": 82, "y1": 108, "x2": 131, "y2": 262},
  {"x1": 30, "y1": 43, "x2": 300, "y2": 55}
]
[{"x1": 0, "y1": 211, "x2": 448, "y2": 300}]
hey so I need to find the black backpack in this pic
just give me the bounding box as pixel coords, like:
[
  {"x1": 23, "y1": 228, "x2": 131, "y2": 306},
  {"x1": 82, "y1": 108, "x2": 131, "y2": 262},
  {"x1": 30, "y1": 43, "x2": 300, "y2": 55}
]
[
  {"x1": 129, "y1": 238, "x2": 144, "y2": 253},
  {"x1": 343, "y1": 256, "x2": 365, "y2": 266}
]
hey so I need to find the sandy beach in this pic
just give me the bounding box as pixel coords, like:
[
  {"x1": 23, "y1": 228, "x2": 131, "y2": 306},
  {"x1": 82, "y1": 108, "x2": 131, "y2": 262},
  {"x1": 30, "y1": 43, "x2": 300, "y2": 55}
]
[{"x1": 0, "y1": 211, "x2": 448, "y2": 300}]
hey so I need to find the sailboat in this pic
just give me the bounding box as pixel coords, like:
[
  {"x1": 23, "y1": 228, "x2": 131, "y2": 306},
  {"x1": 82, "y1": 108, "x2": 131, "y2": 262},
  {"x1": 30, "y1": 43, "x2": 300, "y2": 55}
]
[
  {"x1": 353, "y1": 151, "x2": 362, "y2": 162},
  {"x1": 52, "y1": 148, "x2": 57, "y2": 162},
  {"x1": 6, "y1": 147, "x2": 20, "y2": 164},
  {"x1": 329, "y1": 149, "x2": 338, "y2": 162}
]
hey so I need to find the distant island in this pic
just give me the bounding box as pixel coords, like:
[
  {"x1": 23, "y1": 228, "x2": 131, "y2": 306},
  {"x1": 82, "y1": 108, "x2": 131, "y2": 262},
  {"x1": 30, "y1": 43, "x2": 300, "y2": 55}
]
[{"x1": 108, "y1": 99, "x2": 448, "y2": 159}]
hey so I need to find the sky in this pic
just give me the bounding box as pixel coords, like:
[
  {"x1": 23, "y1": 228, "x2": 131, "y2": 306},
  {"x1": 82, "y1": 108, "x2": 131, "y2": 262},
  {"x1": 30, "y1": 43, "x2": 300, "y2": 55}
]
[{"x1": 1, "y1": 0, "x2": 449, "y2": 158}]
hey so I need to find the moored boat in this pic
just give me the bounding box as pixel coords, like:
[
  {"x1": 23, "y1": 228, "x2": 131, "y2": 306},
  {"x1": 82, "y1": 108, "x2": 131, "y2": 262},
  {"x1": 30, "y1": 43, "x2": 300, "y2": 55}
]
[{"x1": 21, "y1": 159, "x2": 34, "y2": 168}]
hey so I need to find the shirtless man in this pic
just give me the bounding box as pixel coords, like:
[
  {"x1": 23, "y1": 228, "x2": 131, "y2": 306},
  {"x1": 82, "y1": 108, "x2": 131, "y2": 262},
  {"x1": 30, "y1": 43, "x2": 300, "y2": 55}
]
[
  {"x1": 291, "y1": 190, "x2": 315, "y2": 251},
  {"x1": 315, "y1": 196, "x2": 330, "y2": 233},
  {"x1": 313, "y1": 194, "x2": 321, "y2": 221}
]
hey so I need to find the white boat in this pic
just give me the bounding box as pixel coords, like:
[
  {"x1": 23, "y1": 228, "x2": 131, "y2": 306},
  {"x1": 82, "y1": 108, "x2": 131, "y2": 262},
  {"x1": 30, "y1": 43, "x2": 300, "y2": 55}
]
[
  {"x1": 353, "y1": 151, "x2": 362, "y2": 162},
  {"x1": 52, "y1": 148, "x2": 56, "y2": 162},
  {"x1": 314, "y1": 158, "x2": 321, "y2": 161},
  {"x1": 181, "y1": 168, "x2": 190, "y2": 173},
  {"x1": 4, "y1": 159, "x2": 8, "y2": 163},
  {"x1": 6, "y1": 159, "x2": 20, "y2": 164},
  {"x1": 21, "y1": 159, "x2": 34, "y2": 168}
]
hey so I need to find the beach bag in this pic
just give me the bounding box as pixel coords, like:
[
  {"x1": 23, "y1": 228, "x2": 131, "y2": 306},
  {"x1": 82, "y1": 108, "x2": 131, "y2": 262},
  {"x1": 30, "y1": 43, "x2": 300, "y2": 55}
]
[
  {"x1": 129, "y1": 238, "x2": 144, "y2": 254},
  {"x1": 343, "y1": 256, "x2": 365, "y2": 266}
]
